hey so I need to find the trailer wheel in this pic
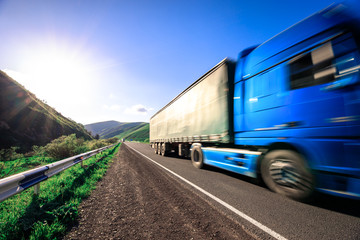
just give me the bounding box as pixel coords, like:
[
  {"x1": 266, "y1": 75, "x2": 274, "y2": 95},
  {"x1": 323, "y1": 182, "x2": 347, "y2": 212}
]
[
  {"x1": 160, "y1": 143, "x2": 164, "y2": 156},
  {"x1": 261, "y1": 150, "x2": 314, "y2": 201},
  {"x1": 191, "y1": 144, "x2": 204, "y2": 169},
  {"x1": 161, "y1": 143, "x2": 167, "y2": 156},
  {"x1": 155, "y1": 143, "x2": 159, "y2": 154}
]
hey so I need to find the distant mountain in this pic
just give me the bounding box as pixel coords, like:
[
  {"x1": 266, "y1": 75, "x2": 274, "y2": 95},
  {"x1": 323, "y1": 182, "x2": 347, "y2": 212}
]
[
  {"x1": 0, "y1": 71, "x2": 93, "y2": 152},
  {"x1": 85, "y1": 121, "x2": 149, "y2": 142}
]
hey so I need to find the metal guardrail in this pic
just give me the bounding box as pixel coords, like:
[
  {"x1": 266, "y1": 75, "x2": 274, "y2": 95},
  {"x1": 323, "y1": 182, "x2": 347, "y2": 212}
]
[{"x1": 0, "y1": 143, "x2": 118, "y2": 202}]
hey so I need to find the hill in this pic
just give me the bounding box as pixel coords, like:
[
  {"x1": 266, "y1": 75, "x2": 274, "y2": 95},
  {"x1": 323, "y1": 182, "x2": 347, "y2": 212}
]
[
  {"x1": 84, "y1": 120, "x2": 122, "y2": 136},
  {"x1": 112, "y1": 122, "x2": 149, "y2": 142},
  {"x1": 85, "y1": 121, "x2": 149, "y2": 142},
  {"x1": 0, "y1": 70, "x2": 93, "y2": 152}
]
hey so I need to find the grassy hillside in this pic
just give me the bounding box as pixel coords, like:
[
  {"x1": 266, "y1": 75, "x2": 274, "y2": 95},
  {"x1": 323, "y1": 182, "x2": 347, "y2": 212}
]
[
  {"x1": 85, "y1": 121, "x2": 149, "y2": 142},
  {"x1": 101, "y1": 122, "x2": 145, "y2": 138},
  {"x1": 0, "y1": 71, "x2": 93, "y2": 152},
  {"x1": 115, "y1": 123, "x2": 149, "y2": 142},
  {"x1": 84, "y1": 120, "x2": 121, "y2": 136}
]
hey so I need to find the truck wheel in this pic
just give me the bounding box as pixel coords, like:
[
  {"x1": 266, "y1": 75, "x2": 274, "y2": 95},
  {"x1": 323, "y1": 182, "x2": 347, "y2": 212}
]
[
  {"x1": 191, "y1": 145, "x2": 204, "y2": 169},
  {"x1": 161, "y1": 143, "x2": 167, "y2": 156},
  {"x1": 261, "y1": 150, "x2": 314, "y2": 201},
  {"x1": 158, "y1": 143, "x2": 162, "y2": 155},
  {"x1": 155, "y1": 143, "x2": 159, "y2": 154},
  {"x1": 160, "y1": 143, "x2": 164, "y2": 156}
]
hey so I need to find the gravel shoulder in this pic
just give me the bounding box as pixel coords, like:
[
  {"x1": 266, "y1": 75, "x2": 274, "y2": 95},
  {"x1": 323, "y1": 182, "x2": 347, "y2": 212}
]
[{"x1": 64, "y1": 143, "x2": 255, "y2": 240}]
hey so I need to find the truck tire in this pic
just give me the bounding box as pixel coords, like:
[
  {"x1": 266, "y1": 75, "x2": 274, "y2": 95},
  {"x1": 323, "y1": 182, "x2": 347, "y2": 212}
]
[
  {"x1": 160, "y1": 143, "x2": 164, "y2": 156},
  {"x1": 155, "y1": 143, "x2": 159, "y2": 154},
  {"x1": 161, "y1": 143, "x2": 167, "y2": 156},
  {"x1": 261, "y1": 150, "x2": 314, "y2": 201},
  {"x1": 191, "y1": 144, "x2": 204, "y2": 169}
]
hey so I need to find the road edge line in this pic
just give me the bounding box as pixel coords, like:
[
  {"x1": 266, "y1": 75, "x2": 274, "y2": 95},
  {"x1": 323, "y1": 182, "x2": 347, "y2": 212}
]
[{"x1": 126, "y1": 143, "x2": 287, "y2": 240}]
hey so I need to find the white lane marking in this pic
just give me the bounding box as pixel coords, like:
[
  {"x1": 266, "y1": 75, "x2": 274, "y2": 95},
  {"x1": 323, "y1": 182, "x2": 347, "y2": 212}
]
[{"x1": 126, "y1": 143, "x2": 287, "y2": 240}]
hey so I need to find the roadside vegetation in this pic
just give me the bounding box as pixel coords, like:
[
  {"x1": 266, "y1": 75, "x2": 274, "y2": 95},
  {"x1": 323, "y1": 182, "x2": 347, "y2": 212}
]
[
  {"x1": 0, "y1": 137, "x2": 120, "y2": 240},
  {"x1": 0, "y1": 134, "x2": 118, "y2": 178}
]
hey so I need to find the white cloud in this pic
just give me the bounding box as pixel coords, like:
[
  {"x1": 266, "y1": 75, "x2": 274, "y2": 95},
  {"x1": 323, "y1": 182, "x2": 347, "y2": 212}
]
[{"x1": 124, "y1": 104, "x2": 153, "y2": 115}]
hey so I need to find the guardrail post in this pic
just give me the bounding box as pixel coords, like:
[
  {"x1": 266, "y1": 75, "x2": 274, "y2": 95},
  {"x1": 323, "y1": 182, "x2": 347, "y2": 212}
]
[{"x1": 34, "y1": 183, "x2": 40, "y2": 195}]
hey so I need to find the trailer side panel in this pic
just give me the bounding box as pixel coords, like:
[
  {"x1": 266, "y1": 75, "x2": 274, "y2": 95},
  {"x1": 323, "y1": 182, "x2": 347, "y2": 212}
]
[{"x1": 150, "y1": 60, "x2": 235, "y2": 144}]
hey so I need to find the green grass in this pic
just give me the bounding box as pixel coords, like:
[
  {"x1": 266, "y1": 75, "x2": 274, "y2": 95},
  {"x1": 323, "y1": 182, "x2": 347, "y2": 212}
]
[
  {"x1": 0, "y1": 144, "x2": 120, "y2": 240},
  {"x1": 0, "y1": 156, "x2": 53, "y2": 178}
]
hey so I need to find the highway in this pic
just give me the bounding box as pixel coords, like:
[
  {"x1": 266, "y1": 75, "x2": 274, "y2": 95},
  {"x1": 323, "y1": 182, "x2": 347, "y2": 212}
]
[{"x1": 125, "y1": 142, "x2": 360, "y2": 240}]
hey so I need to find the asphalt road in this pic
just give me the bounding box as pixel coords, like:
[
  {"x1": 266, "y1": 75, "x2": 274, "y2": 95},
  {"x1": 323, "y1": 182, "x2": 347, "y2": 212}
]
[
  {"x1": 125, "y1": 142, "x2": 360, "y2": 240},
  {"x1": 65, "y1": 143, "x2": 254, "y2": 240}
]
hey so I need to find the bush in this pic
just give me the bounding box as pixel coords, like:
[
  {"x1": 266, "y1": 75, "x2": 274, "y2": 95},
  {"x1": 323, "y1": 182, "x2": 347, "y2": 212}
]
[
  {"x1": 42, "y1": 135, "x2": 119, "y2": 160},
  {"x1": 0, "y1": 147, "x2": 24, "y2": 178},
  {"x1": 44, "y1": 134, "x2": 89, "y2": 160},
  {"x1": 0, "y1": 135, "x2": 119, "y2": 177},
  {"x1": 86, "y1": 139, "x2": 108, "y2": 150},
  {"x1": 106, "y1": 137, "x2": 118, "y2": 144},
  {"x1": 32, "y1": 145, "x2": 46, "y2": 157},
  {"x1": 0, "y1": 147, "x2": 23, "y2": 162}
]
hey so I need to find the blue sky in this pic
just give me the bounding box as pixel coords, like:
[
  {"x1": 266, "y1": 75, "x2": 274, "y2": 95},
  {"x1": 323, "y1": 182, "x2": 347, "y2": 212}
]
[{"x1": 0, "y1": 0, "x2": 338, "y2": 124}]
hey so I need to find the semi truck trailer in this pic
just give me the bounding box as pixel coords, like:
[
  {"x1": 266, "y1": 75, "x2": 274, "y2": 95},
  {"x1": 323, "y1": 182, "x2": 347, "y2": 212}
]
[{"x1": 150, "y1": 2, "x2": 360, "y2": 201}]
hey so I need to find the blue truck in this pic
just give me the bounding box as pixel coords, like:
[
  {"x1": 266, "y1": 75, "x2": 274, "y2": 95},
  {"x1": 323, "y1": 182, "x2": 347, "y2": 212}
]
[{"x1": 150, "y1": 2, "x2": 360, "y2": 201}]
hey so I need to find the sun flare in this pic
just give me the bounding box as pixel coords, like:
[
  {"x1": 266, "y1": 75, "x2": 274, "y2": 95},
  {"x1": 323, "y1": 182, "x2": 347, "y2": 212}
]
[
  {"x1": 9, "y1": 45, "x2": 99, "y2": 109},
  {"x1": 27, "y1": 49, "x2": 91, "y2": 88}
]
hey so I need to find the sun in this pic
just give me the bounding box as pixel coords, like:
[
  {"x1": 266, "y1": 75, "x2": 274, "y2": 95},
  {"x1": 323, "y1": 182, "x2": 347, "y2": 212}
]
[
  {"x1": 15, "y1": 45, "x2": 98, "y2": 109},
  {"x1": 3, "y1": 39, "x2": 106, "y2": 123},
  {"x1": 27, "y1": 48, "x2": 90, "y2": 89},
  {"x1": 31, "y1": 51, "x2": 83, "y2": 83}
]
